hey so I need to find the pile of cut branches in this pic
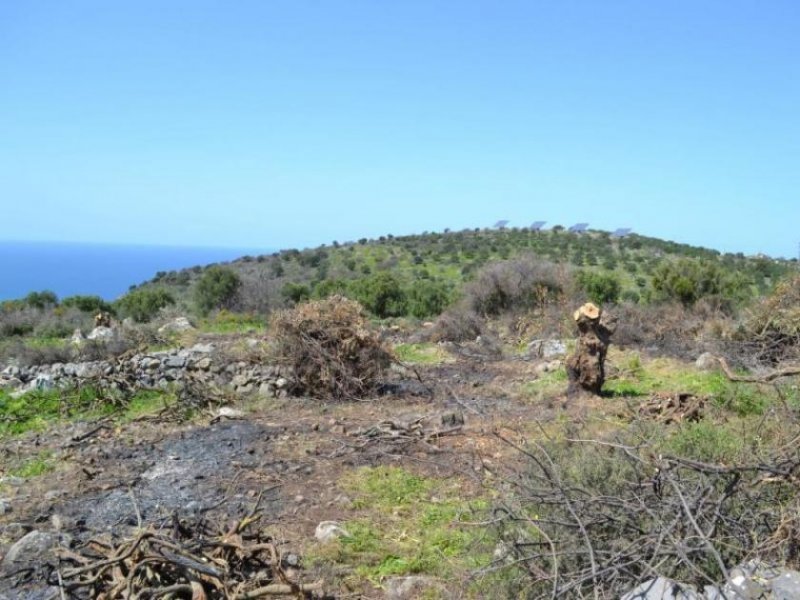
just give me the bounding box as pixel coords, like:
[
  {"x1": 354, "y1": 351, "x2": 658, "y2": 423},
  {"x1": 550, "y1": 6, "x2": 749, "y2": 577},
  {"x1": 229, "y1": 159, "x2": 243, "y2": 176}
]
[
  {"x1": 55, "y1": 511, "x2": 322, "y2": 599},
  {"x1": 269, "y1": 296, "x2": 392, "y2": 400}
]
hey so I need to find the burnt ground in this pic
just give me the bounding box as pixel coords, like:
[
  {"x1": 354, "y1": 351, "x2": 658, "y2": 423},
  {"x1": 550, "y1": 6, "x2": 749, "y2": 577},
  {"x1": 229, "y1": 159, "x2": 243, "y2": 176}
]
[{"x1": 0, "y1": 354, "x2": 578, "y2": 599}]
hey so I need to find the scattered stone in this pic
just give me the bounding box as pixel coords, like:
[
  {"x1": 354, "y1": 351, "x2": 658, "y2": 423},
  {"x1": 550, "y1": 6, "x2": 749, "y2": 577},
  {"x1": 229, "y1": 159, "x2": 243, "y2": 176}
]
[
  {"x1": 315, "y1": 521, "x2": 349, "y2": 542},
  {"x1": 0, "y1": 499, "x2": 11, "y2": 516},
  {"x1": 216, "y1": 407, "x2": 245, "y2": 419},
  {"x1": 696, "y1": 352, "x2": 718, "y2": 371},
  {"x1": 385, "y1": 576, "x2": 451, "y2": 600},
  {"x1": 621, "y1": 577, "x2": 699, "y2": 600}
]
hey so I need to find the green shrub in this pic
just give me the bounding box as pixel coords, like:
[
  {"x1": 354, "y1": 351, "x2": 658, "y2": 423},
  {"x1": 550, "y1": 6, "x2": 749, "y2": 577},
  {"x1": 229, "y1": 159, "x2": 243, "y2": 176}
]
[
  {"x1": 349, "y1": 272, "x2": 407, "y2": 318},
  {"x1": 61, "y1": 295, "x2": 114, "y2": 314},
  {"x1": 116, "y1": 288, "x2": 175, "y2": 323},
  {"x1": 407, "y1": 279, "x2": 453, "y2": 318},
  {"x1": 281, "y1": 282, "x2": 311, "y2": 305},
  {"x1": 194, "y1": 266, "x2": 241, "y2": 315},
  {"x1": 652, "y1": 258, "x2": 751, "y2": 307},
  {"x1": 24, "y1": 290, "x2": 58, "y2": 310},
  {"x1": 577, "y1": 271, "x2": 621, "y2": 305}
]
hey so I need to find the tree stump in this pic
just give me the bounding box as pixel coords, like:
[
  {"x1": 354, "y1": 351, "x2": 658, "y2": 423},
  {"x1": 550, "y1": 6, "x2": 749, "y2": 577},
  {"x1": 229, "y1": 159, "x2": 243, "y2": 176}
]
[{"x1": 566, "y1": 303, "x2": 616, "y2": 396}]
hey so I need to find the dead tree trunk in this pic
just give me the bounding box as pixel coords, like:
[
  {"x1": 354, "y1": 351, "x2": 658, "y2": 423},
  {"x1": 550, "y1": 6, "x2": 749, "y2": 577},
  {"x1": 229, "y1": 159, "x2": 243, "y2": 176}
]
[{"x1": 566, "y1": 303, "x2": 616, "y2": 396}]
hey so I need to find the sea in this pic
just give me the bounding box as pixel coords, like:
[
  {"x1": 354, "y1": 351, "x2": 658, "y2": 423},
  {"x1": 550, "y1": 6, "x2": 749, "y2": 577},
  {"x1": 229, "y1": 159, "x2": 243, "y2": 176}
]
[{"x1": 0, "y1": 241, "x2": 271, "y2": 301}]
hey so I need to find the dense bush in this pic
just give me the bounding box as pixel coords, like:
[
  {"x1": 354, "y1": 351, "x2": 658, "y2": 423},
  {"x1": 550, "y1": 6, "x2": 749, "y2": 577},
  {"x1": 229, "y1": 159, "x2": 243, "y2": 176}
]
[
  {"x1": 740, "y1": 273, "x2": 800, "y2": 364},
  {"x1": 23, "y1": 290, "x2": 58, "y2": 310},
  {"x1": 406, "y1": 279, "x2": 453, "y2": 318},
  {"x1": 349, "y1": 272, "x2": 407, "y2": 318},
  {"x1": 194, "y1": 266, "x2": 241, "y2": 315},
  {"x1": 652, "y1": 258, "x2": 751, "y2": 307},
  {"x1": 576, "y1": 271, "x2": 621, "y2": 305},
  {"x1": 61, "y1": 295, "x2": 114, "y2": 314},
  {"x1": 115, "y1": 288, "x2": 176, "y2": 323},
  {"x1": 281, "y1": 282, "x2": 311, "y2": 305},
  {"x1": 465, "y1": 256, "x2": 567, "y2": 316}
]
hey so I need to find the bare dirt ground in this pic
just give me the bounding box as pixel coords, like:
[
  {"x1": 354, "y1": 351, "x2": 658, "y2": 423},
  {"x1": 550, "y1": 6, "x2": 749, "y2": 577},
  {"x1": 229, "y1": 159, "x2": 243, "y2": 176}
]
[{"x1": 0, "y1": 353, "x2": 590, "y2": 599}]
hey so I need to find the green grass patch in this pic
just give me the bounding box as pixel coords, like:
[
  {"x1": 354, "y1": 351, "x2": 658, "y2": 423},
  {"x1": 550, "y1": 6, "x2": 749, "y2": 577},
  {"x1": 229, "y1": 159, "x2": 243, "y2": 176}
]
[
  {"x1": 394, "y1": 343, "x2": 450, "y2": 365},
  {"x1": 603, "y1": 352, "x2": 770, "y2": 416},
  {"x1": 0, "y1": 386, "x2": 176, "y2": 437},
  {"x1": 520, "y1": 366, "x2": 568, "y2": 401},
  {"x1": 199, "y1": 310, "x2": 267, "y2": 334},
  {"x1": 7, "y1": 450, "x2": 56, "y2": 479},
  {"x1": 311, "y1": 466, "x2": 493, "y2": 587}
]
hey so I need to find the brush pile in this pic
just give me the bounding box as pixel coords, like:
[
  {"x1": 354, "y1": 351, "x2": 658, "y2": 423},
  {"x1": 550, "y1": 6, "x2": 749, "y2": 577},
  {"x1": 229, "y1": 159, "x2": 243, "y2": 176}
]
[
  {"x1": 269, "y1": 296, "x2": 392, "y2": 400},
  {"x1": 55, "y1": 512, "x2": 322, "y2": 599}
]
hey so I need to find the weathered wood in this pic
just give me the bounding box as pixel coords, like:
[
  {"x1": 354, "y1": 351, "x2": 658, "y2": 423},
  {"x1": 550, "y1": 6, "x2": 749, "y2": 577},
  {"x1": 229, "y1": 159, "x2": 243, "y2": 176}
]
[{"x1": 565, "y1": 303, "x2": 616, "y2": 396}]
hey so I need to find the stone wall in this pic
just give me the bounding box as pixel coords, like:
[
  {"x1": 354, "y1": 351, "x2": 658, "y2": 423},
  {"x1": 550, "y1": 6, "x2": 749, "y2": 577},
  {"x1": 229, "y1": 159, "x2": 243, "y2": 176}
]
[{"x1": 0, "y1": 343, "x2": 291, "y2": 398}]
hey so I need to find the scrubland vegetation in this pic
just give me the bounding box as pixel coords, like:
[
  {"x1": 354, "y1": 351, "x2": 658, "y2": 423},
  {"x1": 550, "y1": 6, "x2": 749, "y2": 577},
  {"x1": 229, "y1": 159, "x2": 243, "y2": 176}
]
[{"x1": 2, "y1": 228, "x2": 800, "y2": 598}]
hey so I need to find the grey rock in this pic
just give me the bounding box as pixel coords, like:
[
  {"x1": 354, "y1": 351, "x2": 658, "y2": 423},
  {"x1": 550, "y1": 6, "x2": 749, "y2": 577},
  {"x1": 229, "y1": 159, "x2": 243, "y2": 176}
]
[
  {"x1": 231, "y1": 374, "x2": 251, "y2": 388},
  {"x1": 32, "y1": 373, "x2": 55, "y2": 390},
  {"x1": 2, "y1": 530, "x2": 65, "y2": 567},
  {"x1": 0, "y1": 499, "x2": 11, "y2": 516},
  {"x1": 190, "y1": 343, "x2": 215, "y2": 354},
  {"x1": 621, "y1": 577, "x2": 699, "y2": 600},
  {"x1": 385, "y1": 576, "x2": 451, "y2": 600},
  {"x1": 1, "y1": 365, "x2": 20, "y2": 378},
  {"x1": 157, "y1": 317, "x2": 194, "y2": 335},
  {"x1": 528, "y1": 339, "x2": 568, "y2": 359},
  {"x1": 70, "y1": 328, "x2": 85, "y2": 345},
  {"x1": 164, "y1": 355, "x2": 187, "y2": 369},
  {"x1": 87, "y1": 326, "x2": 115, "y2": 341},
  {"x1": 75, "y1": 362, "x2": 102, "y2": 378},
  {"x1": 142, "y1": 357, "x2": 161, "y2": 371},
  {"x1": 258, "y1": 382, "x2": 275, "y2": 397},
  {"x1": 771, "y1": 570, "x2": 800, "y2": 599},
  {"x1": 275, "y1": 377, "x2": 289, "y2": 389},
  {"x1": 696, "y1": 352, "x2": 718, "y2": 371},
  {"x1": 216, "y1": 407, "x2": 245, "y2": 419},
  {"x1": 193, "y1": 357, "x2": 213, "y2": 370},
  {"x1": 314, "y1": 521, "x2": 349, "y2": 542}
]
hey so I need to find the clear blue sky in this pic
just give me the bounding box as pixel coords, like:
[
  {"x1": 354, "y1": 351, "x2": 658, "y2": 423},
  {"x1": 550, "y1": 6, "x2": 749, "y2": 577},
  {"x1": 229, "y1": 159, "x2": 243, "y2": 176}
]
[{"x1": 2, "y1": 1, "x2": 798, "y2": 257}]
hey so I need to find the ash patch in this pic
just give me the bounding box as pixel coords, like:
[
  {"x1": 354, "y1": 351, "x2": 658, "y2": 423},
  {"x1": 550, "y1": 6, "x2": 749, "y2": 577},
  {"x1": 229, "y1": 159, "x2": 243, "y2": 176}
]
[{"x1": 64, "y1": 420, "x2": 282, "y2": 534}]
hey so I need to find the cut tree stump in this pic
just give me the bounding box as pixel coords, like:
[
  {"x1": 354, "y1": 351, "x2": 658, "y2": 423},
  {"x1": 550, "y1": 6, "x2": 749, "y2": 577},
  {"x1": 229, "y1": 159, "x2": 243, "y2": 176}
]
[{"x1": 566, "y1": 303, "x2": 616, "y2": 396}]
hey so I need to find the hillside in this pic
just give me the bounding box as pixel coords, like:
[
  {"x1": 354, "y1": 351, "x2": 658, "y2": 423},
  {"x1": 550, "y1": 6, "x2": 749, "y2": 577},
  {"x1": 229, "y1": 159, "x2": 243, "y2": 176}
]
[{"x1": 137, "y1": 227, "x2": 794, "y2": 317}]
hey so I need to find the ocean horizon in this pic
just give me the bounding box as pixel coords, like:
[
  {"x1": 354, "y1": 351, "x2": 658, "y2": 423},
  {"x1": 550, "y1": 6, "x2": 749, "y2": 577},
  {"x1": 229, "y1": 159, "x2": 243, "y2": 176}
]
[{"x1": 1, "y1": 240, "x2": 271, "y2": 301}]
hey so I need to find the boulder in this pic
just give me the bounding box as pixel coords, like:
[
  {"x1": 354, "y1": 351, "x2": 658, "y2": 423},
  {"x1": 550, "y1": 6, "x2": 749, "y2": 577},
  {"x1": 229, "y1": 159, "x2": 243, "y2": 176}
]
[
  {"x1": 157, "y1": 317, "x2": 194, "y2": 335},
  {"x1": 1, "y1": 530, "x2": 66, "y2": 567},
  {"x1": 770, "y1": 570, "x2": 800, "y2": 599},
  {"x1": 87, "y1": 326, "x2": 115, "y2": 341}
]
